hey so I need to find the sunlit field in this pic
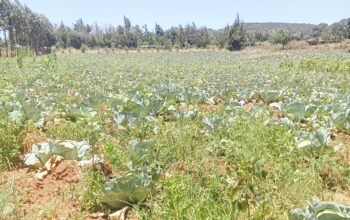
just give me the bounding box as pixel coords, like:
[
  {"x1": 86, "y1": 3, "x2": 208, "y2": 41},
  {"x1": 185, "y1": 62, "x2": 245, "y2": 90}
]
[{"x1": 0, "y1": 50, "x2": 349, "y2": 219}]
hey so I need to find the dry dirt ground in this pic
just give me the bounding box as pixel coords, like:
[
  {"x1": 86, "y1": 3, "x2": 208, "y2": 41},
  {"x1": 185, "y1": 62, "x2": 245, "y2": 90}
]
[
  {"x1": 0, "y1": 160, "x2": 84, "y2": 219},
  {"x1": 0, "y1": 159, "x2": 132, "y2": 219},
  {"x1": 326, "y1": 132, "x2": 350, "y2": 206}
]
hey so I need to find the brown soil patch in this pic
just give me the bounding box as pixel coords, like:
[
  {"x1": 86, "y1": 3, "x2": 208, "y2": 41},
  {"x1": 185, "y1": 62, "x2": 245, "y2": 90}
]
[
  {"x1": 332, "y1": 191, "x2": 350, "y2": 206},
  {"x1": 51, "y1": 160, "x2": 82, "y2": 183},
  {"x1": 320, "y1": 133, "x2": 350, "y2": 207},
  {"x1": 214, "y1": 97, "x2": 224, "y2": 104},
  {"x1": 103, "y1": 121, "x2": 122, "y2": 134},
  {"x1": 0, "y1": 161, "x2": 83, "y2": 219},
  {"x1": 177, "y1": 105, "x2": 190, "y2": 112},
  {"x1": 98, "y1": 104, "x2": 108, "y2": 113},
  {"x1": 169, "y1": 160, "x2": 189, "y2": 173},
  {"x1": 324, "y1": 190, "x2": 350, "y2": 206},
  {"x1": 21, "y1": 130, "x2": 48, "y2": 154},
  {"x1": 328, "y1": 132, "x2": 350, "y2": 164},
  {"x1": 298, "y1": 156, "x2": 311, "y2": 168},
  {"x1": 329, "y1": 132, "x2": 350, "y2": 145},
  {"x1": 232, "y1": 99, "x2": 264, "y2": 112},
  {"x1": 243, "y1": 102, "x2": 254, "y2": 112},
  {"x1": 200, "y1": 104, "x2": 221, "y2": 112},
  {"x1": 272, "y1": 112, "x2": 283, "y2": 119},
  {"x1": 201, "y1": 158, "x2": 237, "y2": 177},
  {"x1": 337, "y1": 132, "x2": 350, "y2": 142}
]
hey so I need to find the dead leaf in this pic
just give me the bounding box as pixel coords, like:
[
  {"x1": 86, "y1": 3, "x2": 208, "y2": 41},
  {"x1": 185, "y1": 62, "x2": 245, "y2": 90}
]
[
  {"x1": 215, "y1": 159, "x2": 226, "y2": 176},
  {"x1": 109, "y1": 207, "x2": 129, "y2": 220},
  {"x1": 21, "y1": 130, "x2": 47, "y2": 154}
]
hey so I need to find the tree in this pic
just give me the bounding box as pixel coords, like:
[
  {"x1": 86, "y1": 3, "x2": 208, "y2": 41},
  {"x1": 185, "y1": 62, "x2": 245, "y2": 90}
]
[
  {"x1": 28, "y1": 14, "x2": 55, "y2": 54},
  {"x1": 92, "y1": 23, "x2": 104, "y2": 47},
  {"x1": 166, "y1": 26, "x2": 178, "y2": 46},
  {"x1": 271, "y1": 30, "x2": 292, "y2": 49},
  {"x1": 132, "y1": 25, "x2": 142, "y2": 47},
  {"x1": 0, "y1": 0, "x2": 12, "y2": 56},
  {"x1": 176, "y1": 25, "x2": 185, "y2": 47},
  {"x1": 227, "y1": 14, "x2": 246, "y2": 51},
  {"x1": 155, "y1": 23, "x2": 164, "y2": 36},
  {"x1": 69, "y1": 32, "x2": 83, "y2": 49},
  {"x1": 0, "y1": 0, "x2": 55, "y2": 55},
  {"x1": 123, "y1": 16, "x2": 131, "y2": 32},
  {"x1": 141, "y1": 24, "x2": 155, "y2": 46},
  {"x1": 311, "y1": 23, "x2": 328, "y2": 39},
  {"x1": 193, "y1": 27, "x2": 210, "y2": 48},
  {"x1": 216, "y1": 25, "x2": 229, "y2": 49},
  {"x1": 155, "y1": 23, "x2": 165, "y2": 47},
  {"x1": 184, "y1": 22, "x2": 197, "y2": 47},
  {"x1": 56, "y1": 22, "x2": 70, "y2": 48}
]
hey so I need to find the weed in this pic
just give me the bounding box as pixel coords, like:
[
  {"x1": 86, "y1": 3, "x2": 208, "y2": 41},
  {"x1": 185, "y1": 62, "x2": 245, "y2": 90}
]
[
  {"x1": 0, "y1": 120, "x2": 23, "y2": 170},
  {"x1": 0, "y1": 181, "x2": 22, "y2": 219},
  {"x1": 80, "y1": 167, "x2": 108, "y2": 212}
]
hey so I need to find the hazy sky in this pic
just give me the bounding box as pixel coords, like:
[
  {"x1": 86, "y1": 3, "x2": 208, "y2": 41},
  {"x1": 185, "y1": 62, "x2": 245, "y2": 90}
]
[{"x1": 19, "y1": 0, "x2": 350, "y2": 29}]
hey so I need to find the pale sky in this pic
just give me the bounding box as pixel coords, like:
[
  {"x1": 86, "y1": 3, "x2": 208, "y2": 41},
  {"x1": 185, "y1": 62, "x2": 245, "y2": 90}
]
[{"x1": 18, "y1": 0, "x2": 350, "y2": 29}]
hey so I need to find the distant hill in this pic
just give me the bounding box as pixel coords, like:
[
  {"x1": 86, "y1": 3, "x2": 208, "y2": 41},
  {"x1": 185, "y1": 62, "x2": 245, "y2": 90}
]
[{"x1": 243, "y1": 22, "x2": 316, "y2": 33}]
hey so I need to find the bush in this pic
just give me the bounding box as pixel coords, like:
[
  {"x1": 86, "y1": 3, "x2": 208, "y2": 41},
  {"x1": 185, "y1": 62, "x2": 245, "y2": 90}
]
[
  {"x1": 81, "y1": 44, "x2": 88, "y2": 53},
  {"x1": 80, "y1": 167, "x2": 107, "y2": 211},
  {"x1": 163, "y1": 39, "x2": 173, "y2": 51},
  {"x1": 271, "y1": 30, "x2": 292, "y2": 49},
  {"x1": 0, "y1": 122, "x2": 22, "y2": 170},
  {"x1": 69, "y1": 32, "x2": 83, "y2": 49}
]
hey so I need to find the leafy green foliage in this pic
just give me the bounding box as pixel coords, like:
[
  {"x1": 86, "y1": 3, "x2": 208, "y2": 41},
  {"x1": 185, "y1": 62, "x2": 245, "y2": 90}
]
[
  {"x1": 0, "y1": 118, "x2": 23, "y2": 170},
  {"x1": 271, "y1": 30, "x2": 292, "y2": 49},
  {"x1": 81, "y1": 167, "x2": 108, "y2": 212},
  {"x1": 102, "y1": 170, "x2": 153, "y2": 209},
  {"x1": 289, "y1": 200, "x2": 350, "y2": 220},
  {"x1": 23, "y1": 140, "x2": 91, "y2": 167}
]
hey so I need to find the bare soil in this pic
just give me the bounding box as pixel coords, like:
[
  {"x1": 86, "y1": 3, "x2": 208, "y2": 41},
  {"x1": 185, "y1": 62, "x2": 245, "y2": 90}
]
[{"x1": 0, "y1": 161, "x2": 83, "y2": 219}]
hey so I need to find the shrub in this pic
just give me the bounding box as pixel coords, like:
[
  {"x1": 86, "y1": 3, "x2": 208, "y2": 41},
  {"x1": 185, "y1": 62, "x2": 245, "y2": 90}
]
[
  {"x1": 80, "y1": 167, "x2": 107, "y2": 211},
  {"x1": 0, "y1": 122, "x2": 22, "y2": 170},
  {"x1": 271, "y1": 30, "x2": 292, "y2": 49},
  {"x1": 81, "y1": 44, "x2": 88, "y2": 53}
]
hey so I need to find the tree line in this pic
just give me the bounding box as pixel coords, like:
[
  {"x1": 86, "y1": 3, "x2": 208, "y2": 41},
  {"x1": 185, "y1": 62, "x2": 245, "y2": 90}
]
[
  {"x1": 0, "y1": 0, "x2": 55, "y2": 56},
  {"x1": 55, "y1": 17, "x2": 212, "y2": 50},
  {"x1": 1, "y1": 0, "x2": 350, "y2": 56}
]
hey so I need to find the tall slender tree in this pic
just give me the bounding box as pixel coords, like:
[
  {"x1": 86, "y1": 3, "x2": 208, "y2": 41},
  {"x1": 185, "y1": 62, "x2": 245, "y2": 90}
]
[{"x1": 227, "y1": 14, "x2": 246, "y2": 51}]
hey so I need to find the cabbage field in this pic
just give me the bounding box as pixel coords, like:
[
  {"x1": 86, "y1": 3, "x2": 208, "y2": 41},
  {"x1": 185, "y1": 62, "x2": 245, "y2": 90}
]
[{"x1": 0, "y1": 50, "x2": 350, "y2": 219}]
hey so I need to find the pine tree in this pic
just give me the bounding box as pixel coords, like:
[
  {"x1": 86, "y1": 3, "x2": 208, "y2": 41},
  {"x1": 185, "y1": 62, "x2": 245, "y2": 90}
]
[{"x1": 227, "y1": 14, "x2": 245, "y2": 51}]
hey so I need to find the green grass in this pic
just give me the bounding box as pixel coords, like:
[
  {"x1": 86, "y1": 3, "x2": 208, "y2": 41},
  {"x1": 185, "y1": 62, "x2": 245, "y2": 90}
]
[
  {"x1": 101, "y1": 114, "x2": 328, "y2": 219},
  {"x1": 0, "y1": 181, "x2": 22, "y2": 219},
  {"x1": 0, "y1": 116, "x2": 23, "y2": 170}
]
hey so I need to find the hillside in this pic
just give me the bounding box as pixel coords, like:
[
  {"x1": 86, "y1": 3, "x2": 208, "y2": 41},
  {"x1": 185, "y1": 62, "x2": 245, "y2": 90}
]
[{"x1": 244, "y1": 22, "x2": 316, "y2": 33}]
